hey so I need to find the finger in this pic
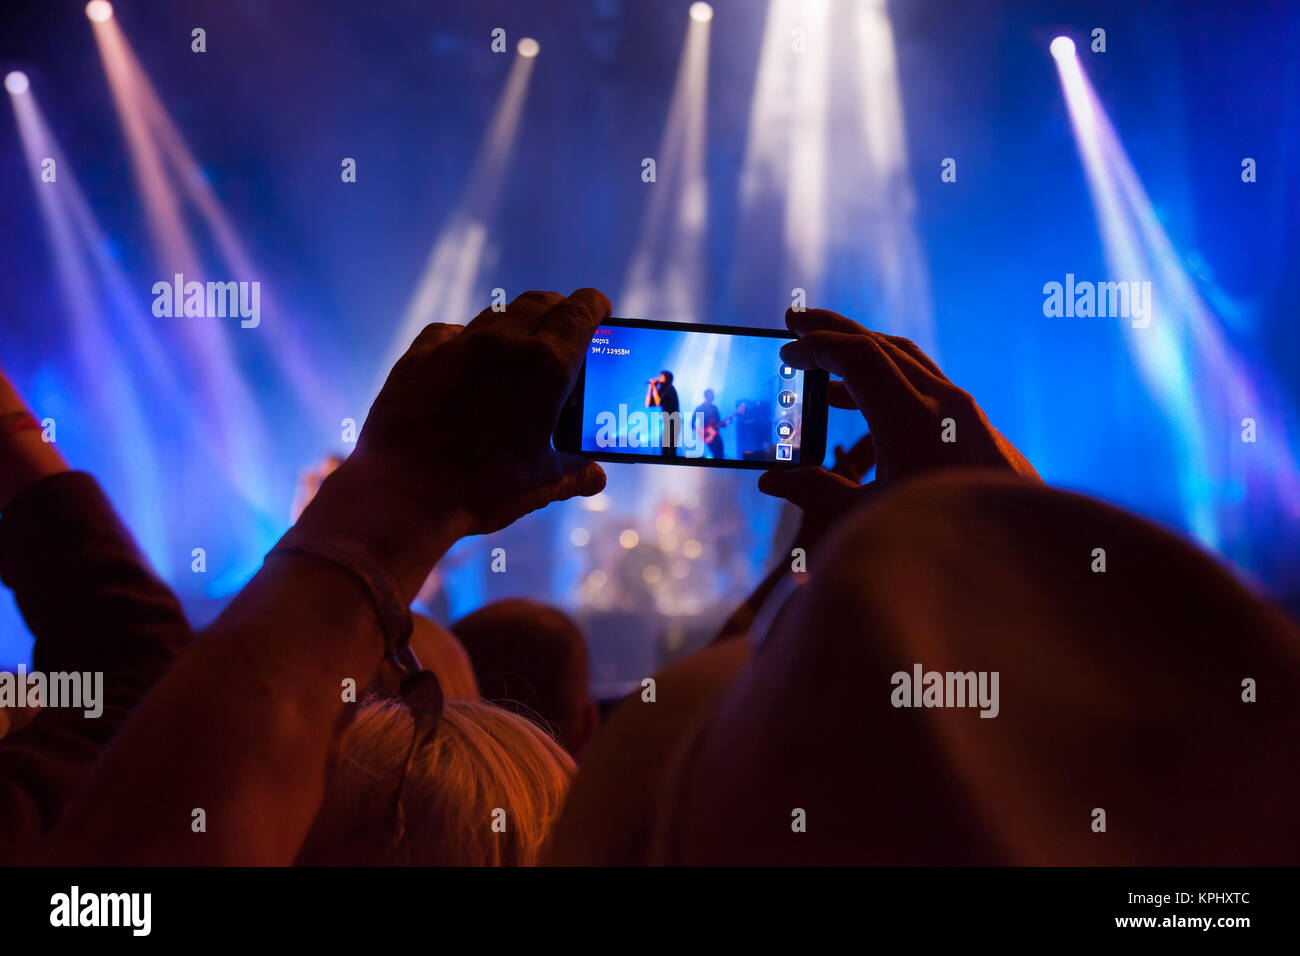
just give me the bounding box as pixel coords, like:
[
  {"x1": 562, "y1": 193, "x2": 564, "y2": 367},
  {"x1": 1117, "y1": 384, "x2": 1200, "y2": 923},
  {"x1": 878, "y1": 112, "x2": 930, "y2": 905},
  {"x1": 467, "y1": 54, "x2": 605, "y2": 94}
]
[
  {"x1": 828, "y1": 380, "x2": 857, "y2": 409},
  {"x1": 536, "y1": 288, "x2": 611, "y2": 368},
  {"x1": 407, "y1": 322, "x2": 463, "y2": 353},
  {"x1": 780, "y1": 330, "x2": 926, "y2": 428},
  {"x1": 831, "y1": 433, "x2": 876, "y2": 482},
  {"x1": 497, "y1": 456, "x2": 606, "y2": 531},
  {"x1": 517, "y1": 290, "x2": 569, "y2": 332},
  {"x1": 786, "y1": 306, "x2": 950, "y2": 387},
  {"x1": 872, "y1": 331, "x2": 947, "y2": 379},
  {"x1": 785, "y1": 307, "x2": 866, "y2": 338},
  {"x1": 783, "y1": 305, "x2": 949, "y2": 386},
  {"x1": 470, "y1": 290, "x2": 564, "y2": 332},
  {"x1": 550, "y1": 454, "x2": 608, "y2": 500},
  {"x1": 757, "y1": 466, "x2": 860, "y2": 514},
  {"x1": 847, "y1": 432, "x2": 877, "y2": 473}
]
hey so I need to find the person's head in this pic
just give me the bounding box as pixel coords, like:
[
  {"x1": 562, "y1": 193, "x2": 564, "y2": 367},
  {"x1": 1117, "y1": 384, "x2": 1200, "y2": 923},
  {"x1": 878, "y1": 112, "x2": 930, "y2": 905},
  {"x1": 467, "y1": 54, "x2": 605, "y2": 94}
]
[
  {"x1": 659, "y1": 370, "x2": 673, "y2": 385},
  {"x1": 648, "y1": 471, "x2": 1300, "y2": 865},
  {"x1": 703, "y1": 388, "x2": 715, "y2": 403},
  {"x1": 297, "y1": 697, "x2": 575, "y2": 865},
  {"x1": 452, "y1": 599, "x2": 598, "y2": 757},
  {"x1": 544, "y1": 637, "x2": 751, "y2": 865},
  {"x1": 368, "y1": 614, "x2": 479, "y2": 702},
  {"x1": 409, "y1": 613, "x2": 479, "y2": 701},
  {"x1": 290, "y1": 453, "x2": 348, "y2": 522}
]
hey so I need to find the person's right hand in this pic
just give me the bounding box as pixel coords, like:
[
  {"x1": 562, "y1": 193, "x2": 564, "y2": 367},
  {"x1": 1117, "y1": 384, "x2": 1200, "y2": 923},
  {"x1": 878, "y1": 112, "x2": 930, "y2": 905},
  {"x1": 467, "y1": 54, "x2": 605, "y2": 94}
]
[
  {"x1": 759, "y1": 307, "x2": 1039, "y2": 519},
  {"x1": 296, "y1": 290, "x2": 609, "y2": 599}
]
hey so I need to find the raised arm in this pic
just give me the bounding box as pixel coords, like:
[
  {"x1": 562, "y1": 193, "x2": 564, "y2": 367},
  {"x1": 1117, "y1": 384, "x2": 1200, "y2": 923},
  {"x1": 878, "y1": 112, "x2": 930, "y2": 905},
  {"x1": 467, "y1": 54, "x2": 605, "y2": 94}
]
[
  {"x1": 0, "y1": 368, "x2": 194, "y2": 863},
  {"x1": 48, "y1": 289, "x2": 610, "y2": 865}
]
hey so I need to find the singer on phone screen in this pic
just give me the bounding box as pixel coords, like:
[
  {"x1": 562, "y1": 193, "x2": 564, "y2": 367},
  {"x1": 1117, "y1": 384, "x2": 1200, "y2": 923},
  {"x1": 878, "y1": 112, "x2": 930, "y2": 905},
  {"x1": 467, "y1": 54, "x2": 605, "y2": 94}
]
[{"x1": 646, "y1": 370, "x2": 680, "y2": 458}]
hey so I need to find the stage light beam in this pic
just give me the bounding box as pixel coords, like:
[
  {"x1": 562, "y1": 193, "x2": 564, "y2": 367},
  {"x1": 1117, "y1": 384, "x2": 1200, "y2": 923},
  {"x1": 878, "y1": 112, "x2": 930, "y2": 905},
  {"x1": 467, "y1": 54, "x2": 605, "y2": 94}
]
[
  {"x1": 85, "y1": 1, "x2": 113, "y2": 22},
  {"x1": 517, "y1": 37, "x2": 540, "y2": 58},
  {"x1": 4, "y1": 71, "x2": 28, "y2": 95},
  {"x1": 731, "y1": 0, "x2": 934, "y2": 351},
  {"x1": 1053, "y1": 45, "x2": 1300, "y2": 546},
  {"x1": 1050, "y1": 36, "x2": 1076, "y2": 59},
  {"x1": 90, "y1": 9, "x2": 278, "y2": 514},
  {"x1": 119, "y1": 46, "x2": 338, "y2": 419},
  {"x1": 379, "y1": 46, "x2": 539, "y2": 385},
  {"x1": 616, "y1": 10, "x2": 715, "y2": 536},
  {"x1": 690, "y1": 3, "x2": 714, "y2": 22},
  {"x1": 8, "y1": 79, "x2": 170, "y2": 569},
  {"x1": 621, "y1": 8, "x2": 711, "y2": 323}
]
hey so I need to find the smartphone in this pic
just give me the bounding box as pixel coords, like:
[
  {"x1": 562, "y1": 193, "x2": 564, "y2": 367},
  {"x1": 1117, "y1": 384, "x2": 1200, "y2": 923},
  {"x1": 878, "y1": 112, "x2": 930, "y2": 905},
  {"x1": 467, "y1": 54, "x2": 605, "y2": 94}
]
[{"x1": 555, "y1": 317, "x2": 828, "y2": 469}]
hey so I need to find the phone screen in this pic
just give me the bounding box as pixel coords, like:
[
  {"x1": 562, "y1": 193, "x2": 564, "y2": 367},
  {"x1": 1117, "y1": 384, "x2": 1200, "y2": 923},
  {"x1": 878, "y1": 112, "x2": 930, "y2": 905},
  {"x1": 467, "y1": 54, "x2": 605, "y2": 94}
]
[{"x1": 563, "y1": 318, "x2": 825, "y2": 467}]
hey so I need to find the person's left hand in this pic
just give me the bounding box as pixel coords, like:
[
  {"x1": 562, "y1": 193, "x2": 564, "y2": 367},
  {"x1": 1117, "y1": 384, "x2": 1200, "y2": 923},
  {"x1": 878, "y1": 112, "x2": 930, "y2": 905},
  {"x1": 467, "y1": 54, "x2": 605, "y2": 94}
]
[{"x1": 758, "y1": 307, "x2": 1039, "y2": 536}]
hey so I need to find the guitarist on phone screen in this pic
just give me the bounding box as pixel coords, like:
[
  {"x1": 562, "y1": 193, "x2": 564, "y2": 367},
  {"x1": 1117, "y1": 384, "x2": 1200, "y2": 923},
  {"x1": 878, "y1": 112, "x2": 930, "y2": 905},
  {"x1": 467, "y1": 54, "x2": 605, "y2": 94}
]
[{"x1": 694, "y1": 389, "x2": 737, "y2": 459}]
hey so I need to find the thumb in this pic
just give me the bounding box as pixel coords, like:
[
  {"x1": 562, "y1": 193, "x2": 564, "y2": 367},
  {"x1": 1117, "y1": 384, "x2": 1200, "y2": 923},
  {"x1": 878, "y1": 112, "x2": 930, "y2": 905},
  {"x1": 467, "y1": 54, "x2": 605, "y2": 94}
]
[
  {"x1": 552, "y1": 454, "x2": 608, "y2": 501},
  {"x1": 758, "y1": 466, "x2": 859, "y2": 513}
]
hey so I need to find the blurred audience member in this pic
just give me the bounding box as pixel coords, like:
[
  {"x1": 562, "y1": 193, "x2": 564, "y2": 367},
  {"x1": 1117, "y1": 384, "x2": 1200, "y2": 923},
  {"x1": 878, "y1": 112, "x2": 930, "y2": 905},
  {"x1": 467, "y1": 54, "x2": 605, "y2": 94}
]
[
  {"x1": 454, "y1": 599, "x2": 598, "y2": 756},
  {"x1": 648, "y1": 469, "x2": 1300, "y2": 865},
  {"x1": 399, "y1": 614, "x2": 479, "y2": 702},
  {"x1": 0, "y1": 366, "x2": 194, "y2": 863},
  {"x1": 289, "y1": 454, "x2": 345, "y2": 523}
]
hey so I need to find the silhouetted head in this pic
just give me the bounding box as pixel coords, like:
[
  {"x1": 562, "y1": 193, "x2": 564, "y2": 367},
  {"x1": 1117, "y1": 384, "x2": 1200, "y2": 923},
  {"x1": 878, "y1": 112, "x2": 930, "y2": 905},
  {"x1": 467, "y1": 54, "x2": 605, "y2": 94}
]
[
  {"x1": 659, "y1": 371, "x2": 674, "y2": 385},
  {"x1": 452, "y1": 599, "x2": 598, "y2": 757},
  {"x1": 649, "y1": 469, "x2": 1300, "y2": 865},
  {"x1": 703, "y1": 389, "x2": 715, "y2": 403},
  {"x1": 544, "y1": 638, "x2": 751, "y2": 865}
]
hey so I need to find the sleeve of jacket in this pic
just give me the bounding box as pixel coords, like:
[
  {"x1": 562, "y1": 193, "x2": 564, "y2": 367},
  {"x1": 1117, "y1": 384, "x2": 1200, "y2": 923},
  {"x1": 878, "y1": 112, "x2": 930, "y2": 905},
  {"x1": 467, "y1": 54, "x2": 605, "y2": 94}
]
[{"x1": 0, "y1": 471, "x2": 195, "y2": 863}]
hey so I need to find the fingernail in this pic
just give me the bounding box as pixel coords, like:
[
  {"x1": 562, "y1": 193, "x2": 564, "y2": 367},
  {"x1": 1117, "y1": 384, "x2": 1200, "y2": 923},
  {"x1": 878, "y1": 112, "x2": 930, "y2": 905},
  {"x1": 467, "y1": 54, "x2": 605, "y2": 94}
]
[{"x1": 569, "y1": 288, "x2": 612, "y2": 318}]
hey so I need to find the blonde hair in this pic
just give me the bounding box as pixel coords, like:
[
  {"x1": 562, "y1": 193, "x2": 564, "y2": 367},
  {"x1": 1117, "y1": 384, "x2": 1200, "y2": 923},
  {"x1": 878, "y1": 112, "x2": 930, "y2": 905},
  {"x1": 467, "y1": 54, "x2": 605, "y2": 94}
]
[{"x1": 297, "y1": 697, "x2": 574, "y2": 866}]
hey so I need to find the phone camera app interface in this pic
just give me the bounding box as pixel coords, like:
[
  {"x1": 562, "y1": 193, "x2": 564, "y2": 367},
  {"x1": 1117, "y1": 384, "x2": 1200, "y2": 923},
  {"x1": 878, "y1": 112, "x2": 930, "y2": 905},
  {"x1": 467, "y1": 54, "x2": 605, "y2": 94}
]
[{"x1": 583, "y1": 325, "x2": 805, "y2": 463}]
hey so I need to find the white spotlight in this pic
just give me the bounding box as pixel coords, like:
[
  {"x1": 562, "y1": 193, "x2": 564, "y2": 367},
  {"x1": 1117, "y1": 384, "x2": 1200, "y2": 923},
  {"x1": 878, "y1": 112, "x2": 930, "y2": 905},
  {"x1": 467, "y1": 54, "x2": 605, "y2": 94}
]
[
  {"x1": 690, "y1": 2, "x2": 714, "y2": 22},
  {"x1": 86, "y1": 1, "x2": 114, "y2": 22},
  {"x1": 4, "y1": 71, "x2": 29, "y2": 95},
  {"x1": 1050, "y1": 36, "x2": 1076, "y2": 59},
  {"x1": 517, "y1": 37, "x2": 540, "y2": 58}
]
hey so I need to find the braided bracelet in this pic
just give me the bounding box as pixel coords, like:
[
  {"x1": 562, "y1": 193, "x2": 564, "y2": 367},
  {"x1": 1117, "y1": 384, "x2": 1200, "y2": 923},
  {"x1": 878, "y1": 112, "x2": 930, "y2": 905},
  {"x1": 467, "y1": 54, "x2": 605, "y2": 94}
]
[{"x1": 265, "y1": 538, "x2": 414, "y2": 658}]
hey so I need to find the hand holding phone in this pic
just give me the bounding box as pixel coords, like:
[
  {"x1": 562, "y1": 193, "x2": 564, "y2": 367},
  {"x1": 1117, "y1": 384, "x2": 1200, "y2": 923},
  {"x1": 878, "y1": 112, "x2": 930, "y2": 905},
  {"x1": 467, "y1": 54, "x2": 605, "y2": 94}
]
[
  {"x1": 756, "y1": 307, "x2": 1039, "y2": 531},
  {"x1": 356, "y1": 289, "x2": 609, "y2": 542}
]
